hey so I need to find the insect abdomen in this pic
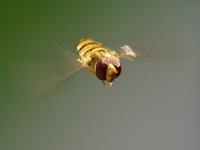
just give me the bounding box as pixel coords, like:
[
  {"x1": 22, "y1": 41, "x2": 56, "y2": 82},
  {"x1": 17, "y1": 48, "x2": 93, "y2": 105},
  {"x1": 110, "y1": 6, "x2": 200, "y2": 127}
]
[{"x1": 76, "y1": 39, "x2": 106, "y2": 56}]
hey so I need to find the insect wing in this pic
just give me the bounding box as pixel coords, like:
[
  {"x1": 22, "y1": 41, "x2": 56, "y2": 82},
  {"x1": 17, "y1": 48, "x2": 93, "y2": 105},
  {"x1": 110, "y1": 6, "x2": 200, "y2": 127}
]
[
  {"x1": 120, "y1": 35, "x2": 195, "y2": 69},
  {"x1": 10, "y1": 42, "x2": 83, "y2": 102},
  {"x1": 51, "y1": 43, "x2": 83, "y2": 85},
  {"x1": 34, "y1": 43, "x2": 84, "y2": 99},
  {"x1": 119, "y1": 45, "x2": 136, "y2": 60}
]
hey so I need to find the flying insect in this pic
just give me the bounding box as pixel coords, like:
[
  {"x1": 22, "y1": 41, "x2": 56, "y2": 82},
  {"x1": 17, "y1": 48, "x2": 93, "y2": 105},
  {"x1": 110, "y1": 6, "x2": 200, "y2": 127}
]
[
  {"x1": 76, "y1": 38, "x2": 136, "y2": 87},
  {"x1": 31, "y1": 38, "x2": 194, "y2": 101}
]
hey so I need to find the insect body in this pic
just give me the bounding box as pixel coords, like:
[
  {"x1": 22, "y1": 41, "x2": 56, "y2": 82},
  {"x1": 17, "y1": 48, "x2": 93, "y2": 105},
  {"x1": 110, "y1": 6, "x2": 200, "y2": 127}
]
[{"x1": 76, "y1": 39, "x2": 136, "y2": 87}]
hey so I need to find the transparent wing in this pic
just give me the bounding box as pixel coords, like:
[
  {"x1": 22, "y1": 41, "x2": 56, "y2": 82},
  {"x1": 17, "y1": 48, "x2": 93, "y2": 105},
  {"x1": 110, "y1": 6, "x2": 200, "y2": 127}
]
[
  {"x1": 51, "y1": 43, "x2": 83, "y2": 84},
  {"x1": 8, "y1": 41, "x2": 83, "y2": 102},
  {"x1": 118, "y1": 45, "x2": 136, "y2": 60},
  {"x1": 119, "y1": 35, "x2": 195, "y2": 70}
]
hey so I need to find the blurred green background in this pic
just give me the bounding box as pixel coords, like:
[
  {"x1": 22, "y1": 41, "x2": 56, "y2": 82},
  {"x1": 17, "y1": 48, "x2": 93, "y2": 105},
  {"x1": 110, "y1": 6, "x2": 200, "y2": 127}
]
[{"x1": 1, "y1": 0, "x2": 200, "y2": 150}]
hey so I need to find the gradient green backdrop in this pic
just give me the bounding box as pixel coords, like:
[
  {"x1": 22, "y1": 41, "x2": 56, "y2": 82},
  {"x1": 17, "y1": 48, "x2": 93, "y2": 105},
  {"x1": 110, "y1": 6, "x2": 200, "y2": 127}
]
[{"x1": 1, "y1": 0, "x2": 200, "y2": 150}]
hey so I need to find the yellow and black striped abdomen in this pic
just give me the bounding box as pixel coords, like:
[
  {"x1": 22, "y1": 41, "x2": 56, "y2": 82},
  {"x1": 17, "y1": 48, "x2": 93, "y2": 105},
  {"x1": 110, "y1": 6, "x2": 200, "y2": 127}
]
[
  {"x1": 76, "y1": 39, "x2": 107, "y2": 57},
  {"x1": 76, "y1": 39, "x2": 119, "y2": 60}
]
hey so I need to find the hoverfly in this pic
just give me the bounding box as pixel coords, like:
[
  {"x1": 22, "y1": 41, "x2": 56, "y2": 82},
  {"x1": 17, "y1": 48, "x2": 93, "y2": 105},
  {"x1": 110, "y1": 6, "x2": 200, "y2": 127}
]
[
  {"x1": 31, "y1": 38, "x2": 136, "y2": 101},
  {"x1": 76, "y1": 38, "x2": 136, "y2": 87},
  {"x1": 31, "y1": 38, "x2": 195, "y2": 102}
]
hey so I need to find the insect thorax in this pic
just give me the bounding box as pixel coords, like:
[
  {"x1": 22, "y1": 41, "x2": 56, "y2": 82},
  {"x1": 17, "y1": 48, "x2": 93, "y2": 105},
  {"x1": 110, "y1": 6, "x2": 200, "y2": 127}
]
[{"x1": 82, "y1": 48, "x2": 118, "y2": 73}]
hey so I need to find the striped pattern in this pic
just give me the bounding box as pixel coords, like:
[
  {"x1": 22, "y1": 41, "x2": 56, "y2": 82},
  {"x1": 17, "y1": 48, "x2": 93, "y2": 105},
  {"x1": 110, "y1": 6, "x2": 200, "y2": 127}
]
[{"x1": 76, "y1": 39, "x2": 108, "y2": 57}]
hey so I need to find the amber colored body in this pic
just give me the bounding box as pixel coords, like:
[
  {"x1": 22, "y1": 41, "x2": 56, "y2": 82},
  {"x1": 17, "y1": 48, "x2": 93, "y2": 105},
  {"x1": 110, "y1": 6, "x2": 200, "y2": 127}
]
[
  {"x1": 76, "y1": 39, "x2": 135, "y2": 87},
  {"x1": 76, "y1": 39, "x2": 119, "y2": 73}
]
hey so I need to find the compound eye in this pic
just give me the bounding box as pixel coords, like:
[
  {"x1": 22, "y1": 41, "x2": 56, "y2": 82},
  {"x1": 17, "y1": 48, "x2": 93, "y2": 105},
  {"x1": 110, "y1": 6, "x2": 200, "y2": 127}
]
[{"x1": 95, "y1": 57, "x2": 122, "y2": 81}]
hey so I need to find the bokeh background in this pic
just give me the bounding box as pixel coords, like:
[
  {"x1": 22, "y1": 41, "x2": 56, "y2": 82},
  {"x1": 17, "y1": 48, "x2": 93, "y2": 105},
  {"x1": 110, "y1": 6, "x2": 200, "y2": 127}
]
[{"x1": 1, "y1": 0, "x2": 200, "y2": 150}]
